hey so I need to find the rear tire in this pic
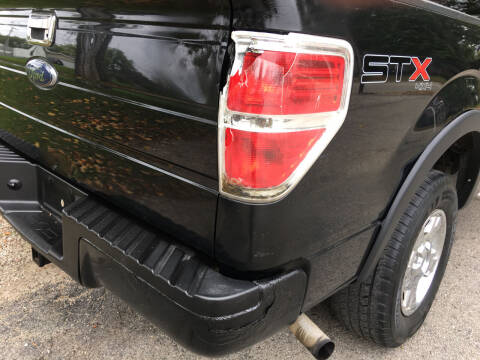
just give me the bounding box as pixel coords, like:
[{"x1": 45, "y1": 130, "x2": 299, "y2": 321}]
[{"x1": 331, "y1": 170, "x2": 457, "y2": 347}]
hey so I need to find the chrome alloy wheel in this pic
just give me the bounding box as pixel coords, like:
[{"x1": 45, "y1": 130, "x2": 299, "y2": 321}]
[{"x1": 401, "y1": 209, "x2": 447, "y2": 317}]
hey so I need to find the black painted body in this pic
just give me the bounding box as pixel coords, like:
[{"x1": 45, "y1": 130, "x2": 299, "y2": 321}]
[
  {"x1": 220, "y1": 0, "x2": 480, "y2": 305},
  {"x1": 0, "y1": 0, "x2": 480, "y2": 349}
]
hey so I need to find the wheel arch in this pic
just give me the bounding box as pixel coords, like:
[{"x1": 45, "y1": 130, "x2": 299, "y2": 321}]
[
  {"x1": 433, "y1": 131, "x2": 480, "y2": 209},
  {"x1": 359, "y1": 109, "x2": 480, "y2": 280}
]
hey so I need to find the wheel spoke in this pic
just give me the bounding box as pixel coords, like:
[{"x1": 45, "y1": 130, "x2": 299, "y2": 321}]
[
  {"x1": 404, "y1": 266, "x2": 423, "y2": 291},
  {"x1": 405, "y1": 288, "x2": 417, "y2": 312}
]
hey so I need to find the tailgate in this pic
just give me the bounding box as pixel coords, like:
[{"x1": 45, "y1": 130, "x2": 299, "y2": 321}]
[{"x1": 0, "y1": 1, "x2": 230, "y2": 255}]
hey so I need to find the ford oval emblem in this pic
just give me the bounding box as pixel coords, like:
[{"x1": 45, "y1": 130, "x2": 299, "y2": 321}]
[{"x1": 25, "y1": 58, "x2": 58, "y2": 90}]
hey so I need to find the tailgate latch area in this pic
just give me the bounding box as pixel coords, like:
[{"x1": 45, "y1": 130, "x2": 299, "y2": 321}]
[{"x1": 27, "y1": 11, "x2": 57, "y2": 47}]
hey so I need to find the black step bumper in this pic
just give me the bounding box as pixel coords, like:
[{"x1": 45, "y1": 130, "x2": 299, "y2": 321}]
[{"x1": 0, "y1": 143, "x2": 307, "y2": 356}]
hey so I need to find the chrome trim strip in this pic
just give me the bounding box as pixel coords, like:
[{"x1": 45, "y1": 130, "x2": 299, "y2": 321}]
[{"x1": 0, "y1": 64, "x2": 216, "y2": 126}]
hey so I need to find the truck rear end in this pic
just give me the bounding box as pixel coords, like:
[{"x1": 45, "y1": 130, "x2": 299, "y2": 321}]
[{"x1": 1, "y1": 1, "x2": 479, "y2": 358}]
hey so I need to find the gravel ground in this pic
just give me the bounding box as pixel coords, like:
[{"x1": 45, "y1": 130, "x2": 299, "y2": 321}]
[{"x1": 0, "y1": 200, "x2": 479, "y2": 360}]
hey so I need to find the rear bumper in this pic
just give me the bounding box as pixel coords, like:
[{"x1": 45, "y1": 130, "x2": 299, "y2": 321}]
[{"x1": 0, "y1": 143, "x2": 307, "y2": 356}]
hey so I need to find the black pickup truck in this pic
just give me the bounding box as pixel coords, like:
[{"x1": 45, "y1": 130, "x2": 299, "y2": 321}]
[{"x1": 0, "y1": 1, "x2": 479, "y2": 359}]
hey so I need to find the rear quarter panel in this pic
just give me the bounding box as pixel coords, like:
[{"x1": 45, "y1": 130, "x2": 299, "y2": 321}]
[{"x1": 217, "y1": 0, "x2": 480, "y2": 305}]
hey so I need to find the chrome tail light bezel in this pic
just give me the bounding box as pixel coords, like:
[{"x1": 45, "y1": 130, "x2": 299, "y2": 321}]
[{"x1": 218, "y1": 31, "x2": 354, "y2": 204}]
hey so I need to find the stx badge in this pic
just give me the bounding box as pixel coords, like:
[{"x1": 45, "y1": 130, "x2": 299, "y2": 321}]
[{"x1": 361, "y1": 54, "x2": 432, "y2": 84}]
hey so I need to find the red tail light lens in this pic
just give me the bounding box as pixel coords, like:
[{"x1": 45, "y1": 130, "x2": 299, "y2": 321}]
[
  {"x1": 219, "y1": 32, "x2": 354, "y2": 203},
  {"x1": 225, "y1": 128, "x2": 325, "y2": 188},
  {"x1": 227, "y1": 51, "x2": 345, "y2": 115}
]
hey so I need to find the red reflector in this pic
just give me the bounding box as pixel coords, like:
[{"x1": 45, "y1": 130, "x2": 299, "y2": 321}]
[
  {"x1": 224, "y1": 128, "x2": 325, "y2": 188},
  {"x1": 227, "y1": 51, "x2": 345, "y2": 115}
]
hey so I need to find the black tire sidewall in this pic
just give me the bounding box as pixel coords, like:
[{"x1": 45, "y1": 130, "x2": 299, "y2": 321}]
[{"x1": 391, "y1": 177, "x2": 457, "y2": 344}]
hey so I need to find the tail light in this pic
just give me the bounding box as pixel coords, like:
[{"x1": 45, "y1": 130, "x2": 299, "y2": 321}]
[{"x1": 219, "y1": 31, "x2": 354, "y2": 203}]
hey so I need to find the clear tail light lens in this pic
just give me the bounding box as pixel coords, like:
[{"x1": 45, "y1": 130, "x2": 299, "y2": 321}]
[{"x1": 219, "y1": 32, "x2": 354, "y2": 203}]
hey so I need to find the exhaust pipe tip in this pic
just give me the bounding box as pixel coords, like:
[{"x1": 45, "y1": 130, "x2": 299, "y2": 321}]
[
  {"x1": 309, "y1": 338, "x2": 335, "y2": 360},
  {"x1": 289, "y1": 313, "x2": 335, "y2": 360}
]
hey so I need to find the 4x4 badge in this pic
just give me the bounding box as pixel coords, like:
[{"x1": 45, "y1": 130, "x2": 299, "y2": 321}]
[{"x1": 361, "y1": 54, "x2": 432, "y2": 84}]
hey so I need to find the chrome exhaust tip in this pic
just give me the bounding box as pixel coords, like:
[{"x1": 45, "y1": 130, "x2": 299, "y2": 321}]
[{"x1": 289, "y1": 313, "x2": 335, "y2": 360}]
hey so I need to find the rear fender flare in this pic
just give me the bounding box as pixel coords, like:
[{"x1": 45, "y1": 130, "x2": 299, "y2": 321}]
[{"x1": 359, "y1": 109, "x2": 480, "y2": 280}]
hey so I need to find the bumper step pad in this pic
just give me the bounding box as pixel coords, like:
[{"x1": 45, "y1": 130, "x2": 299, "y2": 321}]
[
  {"x1": 63, "y1": 197, "x2": 262, "y2": 317},
  {"x1": 0, "y1": 142, "x2": 307, "y2": 356}
]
